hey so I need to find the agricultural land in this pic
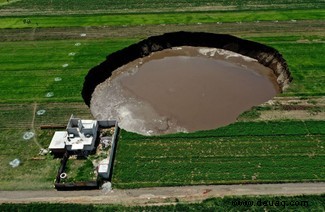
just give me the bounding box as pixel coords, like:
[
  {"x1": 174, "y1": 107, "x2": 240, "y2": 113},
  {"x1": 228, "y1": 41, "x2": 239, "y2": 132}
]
[
  {"x1": 1, "y1": 195, "x2": 325, "y2": 211},
  {"x1": 0, "y1": 0, "x2": 324, "y2": 209}
]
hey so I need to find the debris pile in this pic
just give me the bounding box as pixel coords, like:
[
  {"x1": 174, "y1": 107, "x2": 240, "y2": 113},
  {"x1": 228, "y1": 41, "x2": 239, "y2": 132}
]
[{"x1": 101, "y1": 182, "x2": 112, "y2": 194}]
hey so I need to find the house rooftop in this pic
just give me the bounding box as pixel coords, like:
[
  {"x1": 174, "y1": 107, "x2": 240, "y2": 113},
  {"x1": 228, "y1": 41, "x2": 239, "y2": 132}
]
[
  {"x1": 49, "y1": 115, "x2": 98, "y2": 154},
  {"x1": 48, "y1": 131, "x2": 67, "y2": 150}
]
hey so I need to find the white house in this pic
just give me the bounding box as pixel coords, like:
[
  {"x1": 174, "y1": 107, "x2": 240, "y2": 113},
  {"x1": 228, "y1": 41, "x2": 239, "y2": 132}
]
[{"x1": 49, "y1": 115, "x2": 98, "y2": 156}]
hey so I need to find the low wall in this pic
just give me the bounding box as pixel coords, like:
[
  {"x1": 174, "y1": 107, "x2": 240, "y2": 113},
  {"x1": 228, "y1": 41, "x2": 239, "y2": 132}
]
[
  {"x1": 54, "y1": 152, "x2": 99, "y2": 191},
  {"x1": 82, "y1": 31, "x2": 292, "y2": 107},
  {"x1": 107, "y1": 121, "x2": 120, "y2": 181}
]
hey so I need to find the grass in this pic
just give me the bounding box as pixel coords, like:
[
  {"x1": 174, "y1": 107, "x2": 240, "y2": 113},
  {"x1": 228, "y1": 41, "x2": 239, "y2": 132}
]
[
  {"x1": 0, "y1": 0, "x2": 324, "y2": 14},
  {"x1": 0, "y1": 38, "x2": 137, "y2": 103},
  {"x1": 269, "y1": 43, "x2": 325, "y2": 96},
  {"x1": 237, "y1": 106, "x2": 262, "y2": 121},
  {"x1": 1, "y1": 195, "x2": 324, "y2": 211},
  {"x1": 0, "y1": 129, "x2": 60, "y2": 190},
  {"x1": 113, "y1": 121, "x2": 325, "y2": 188},
  {"x1": 0, "y1": 9, "x2": 324, "y2": 29},
  {"x1": 0, "y1": 102, "x2": 92, "y2": 190},
  {"x1": 121, "y1": 120, "x2": 325, "y2": 139},
  {"x1": 0, "y1": 35, "x2": 324, "y2": 104},
  {"x1": 246, "y1": 36, "x2": 325, "y2": 96},
  {"x1": 64, "y1": 158, "x2": 96, "y2": 182}
]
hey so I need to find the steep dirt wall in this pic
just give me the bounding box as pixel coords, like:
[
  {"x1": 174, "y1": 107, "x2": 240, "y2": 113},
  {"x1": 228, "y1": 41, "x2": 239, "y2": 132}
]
[{"x1": 82, "y1": 31, "x2": 292, "y2": 107}]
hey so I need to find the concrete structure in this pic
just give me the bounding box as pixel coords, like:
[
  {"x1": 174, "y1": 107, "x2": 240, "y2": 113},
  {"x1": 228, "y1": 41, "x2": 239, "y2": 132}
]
[
  {"x1": 49, "y1": 115, "x2": 98, "y2": 156},
  {"x1": 49, "y1": 116, "x2": 119, "y2": 189},
  {"x1": 98, "y1": 120, "x2": 119, "y2": 180},
  {"x1": 98, "y1": 159, "x2": 110, "y2": 179}
]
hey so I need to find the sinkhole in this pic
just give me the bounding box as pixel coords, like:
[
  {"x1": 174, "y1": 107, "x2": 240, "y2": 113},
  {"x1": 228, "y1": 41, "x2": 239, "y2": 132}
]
[{"x1": 82, "y1": 32, "x2": 292, "y2": 136}]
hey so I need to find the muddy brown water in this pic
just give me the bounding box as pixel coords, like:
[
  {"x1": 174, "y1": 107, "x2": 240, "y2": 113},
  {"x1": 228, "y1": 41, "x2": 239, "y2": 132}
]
[{"x1": 91, "y1": 46, "x2": 280, "y2": 135}]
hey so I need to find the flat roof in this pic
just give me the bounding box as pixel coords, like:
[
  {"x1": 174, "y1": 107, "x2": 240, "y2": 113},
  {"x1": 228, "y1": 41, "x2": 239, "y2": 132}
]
[
  {"x1": 49, "y1": 131, "x2": 67, "y2": 149},
  {"x1": 66, "y1": 133, "x2": 93, "y2": 147},
  {"x1": 71, "y1": 143, "x2": 84, "y2": 150},
  {"x1": 98, "y1": 164, "x2": 109, "y2": 173}
]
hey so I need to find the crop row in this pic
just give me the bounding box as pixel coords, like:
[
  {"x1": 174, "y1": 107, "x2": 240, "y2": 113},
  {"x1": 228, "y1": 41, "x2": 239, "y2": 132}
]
[
  {"x1": 1, "y1": 0, "x2": 324, "y2": 14},
  {"x1": 1, "y1": 9, "x2": 324, "y2": 29},
  {"x1": 113, "y1": 129, "x2": 325, "y2": 188},
  {"x1": 0, "y1": 38, "x2": 137, "y2": 103},
  {"x1": 122, "y1": 120, "x2": 325, "y2": 140}
]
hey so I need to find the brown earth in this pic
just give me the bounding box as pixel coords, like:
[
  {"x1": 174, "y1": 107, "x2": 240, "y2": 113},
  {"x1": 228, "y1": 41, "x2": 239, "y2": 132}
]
[{"x1": 256, "y1": 96, "x2": 325, "y2": 121}]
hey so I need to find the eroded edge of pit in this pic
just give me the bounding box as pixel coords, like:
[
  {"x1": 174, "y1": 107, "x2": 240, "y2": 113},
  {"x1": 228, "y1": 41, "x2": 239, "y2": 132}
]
[{"x1": 82, "y1": 31, "x2": 292, "y2": 107}]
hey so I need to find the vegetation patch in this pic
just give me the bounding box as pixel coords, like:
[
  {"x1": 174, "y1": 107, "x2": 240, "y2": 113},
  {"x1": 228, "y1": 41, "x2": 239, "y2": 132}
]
[
  {"x1": 1, "y1": 195, "x2": 324, "y2": 211},
  {"x1": 113, "y1": 121, "x2": 325, "y2": 188},
  {"x1": 0, "y1": 0, "x2": 324, "y2": 14},
  {"x1": 1, "y1": 9, "x2": 324, "y2": 29},
  {"x1": 0, "y1": 129, "x2": 59, "y2": 190},
  {"x1": 62, "y1": 157, "x2": 96, "y2": 183}
]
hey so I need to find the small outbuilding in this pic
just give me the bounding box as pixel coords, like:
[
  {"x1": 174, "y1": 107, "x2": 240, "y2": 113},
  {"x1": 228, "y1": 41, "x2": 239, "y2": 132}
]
[{"x1": 98, "y1": 159, "x2": 110, "y2": 179}]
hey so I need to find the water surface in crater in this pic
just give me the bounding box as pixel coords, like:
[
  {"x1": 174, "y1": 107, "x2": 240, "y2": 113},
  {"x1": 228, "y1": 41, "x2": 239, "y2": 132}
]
[{"x1": 91, "y1": 46, "x2": 279, "y2": 135}]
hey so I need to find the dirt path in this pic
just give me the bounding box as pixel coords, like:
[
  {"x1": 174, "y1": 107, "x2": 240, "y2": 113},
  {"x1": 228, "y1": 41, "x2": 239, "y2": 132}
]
[
  {"x1": 1, "y1": 183, "x2": 324, "y2": 205},
  {"x1": 31, "y1": 102, "x2": 43, "y2": 150}
]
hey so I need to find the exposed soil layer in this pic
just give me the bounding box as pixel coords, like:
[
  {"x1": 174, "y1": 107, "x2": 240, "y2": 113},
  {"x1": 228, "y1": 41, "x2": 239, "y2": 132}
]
[
  {"x1": 82, "y1": 32, "x2": 292, "y2": 134},
  {"x1": 91, "y1": 47, "x2": 279, "y2": 135}
]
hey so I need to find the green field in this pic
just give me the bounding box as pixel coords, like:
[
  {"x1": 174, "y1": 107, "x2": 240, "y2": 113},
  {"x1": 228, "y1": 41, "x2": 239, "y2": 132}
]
[
  {"x1": 114, "y1": 121, "x2": 325, "y2": 188},
  {"x1": 1, "y1": 0, "x2": 324, "y2": 15},
  {"x1": 1, "y1": 195, "x2": 324, "y2": 211},
  {"x1": 0, "y1": 36, "x2": 324, "y2": 104},
  {"x1": 0, "y1": 39, "x2": 137, "y2": 103},
  {"x1": 1, "y1": 9, "x2": 324, "y2": 29},
  {"x1": 0, "y1": 1, "x2": 324, "y2": 191},
  {"x1": 0, "y1": 103, "x2": 94, "y2": 190}
]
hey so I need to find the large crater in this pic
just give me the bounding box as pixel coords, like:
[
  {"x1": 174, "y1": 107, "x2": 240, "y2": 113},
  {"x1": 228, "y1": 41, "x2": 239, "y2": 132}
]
[{"x1": 82, "y1": 32, "x2": 292, "y2": 135}]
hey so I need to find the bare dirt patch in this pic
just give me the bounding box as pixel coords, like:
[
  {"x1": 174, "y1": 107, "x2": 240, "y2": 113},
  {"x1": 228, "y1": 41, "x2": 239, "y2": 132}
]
[{"x1": 257, "y1": 96, "x2": 325, "y2": 121}]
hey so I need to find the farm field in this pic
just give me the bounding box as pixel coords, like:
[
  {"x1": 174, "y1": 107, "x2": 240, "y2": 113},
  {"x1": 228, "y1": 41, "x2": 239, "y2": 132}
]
[
  {"x1": 0, "y1": 0, "x2": 324, "y2": 15},
  {"x1": 114, "y1": 121, "x2": 325, "y2": 188},
  {"x1": 0, "y1": 36, "x2": 324, "y2": 103},
  {"x1": 1, "y1": 9, "x2": 324, "y2": 29},
  {"x1": 0, "y1": 1, "x2": 324, "y2": 191},
  {"x1": 1, "y1": 195, "x2": 324, "y2": 211}
]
